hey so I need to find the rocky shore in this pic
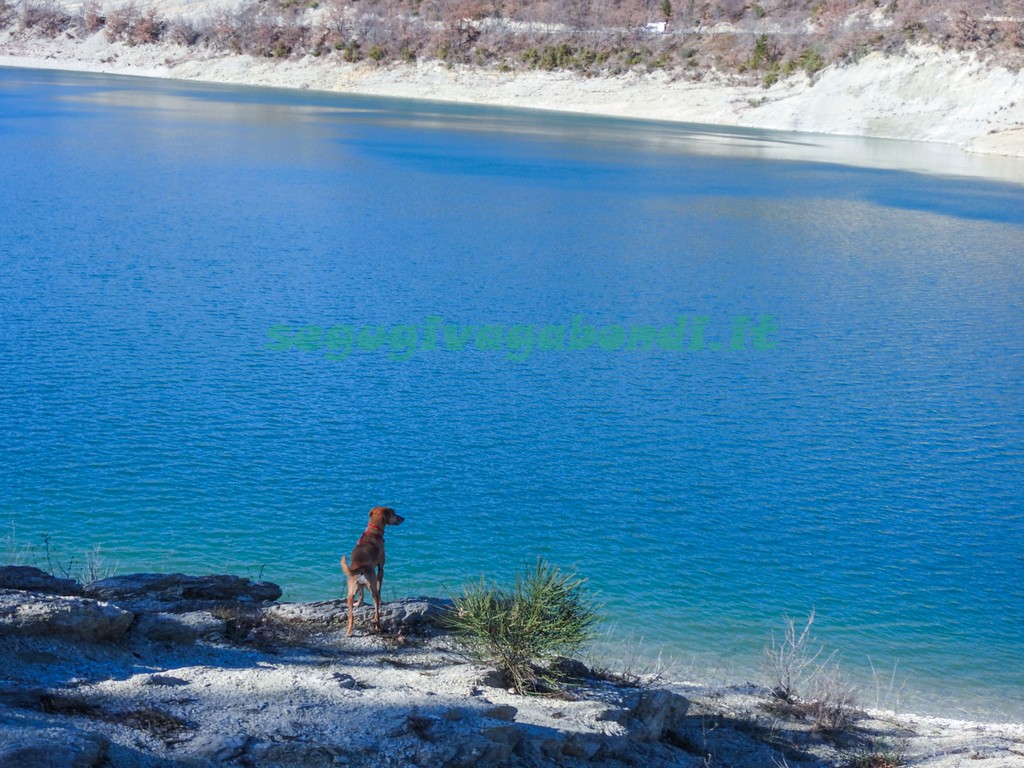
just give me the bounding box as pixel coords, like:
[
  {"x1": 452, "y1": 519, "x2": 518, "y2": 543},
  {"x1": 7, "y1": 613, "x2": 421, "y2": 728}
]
[
  {"x1": 1, "y1": 566, "x2": 1022, "y2": 768},
  {"x1": 2, "y1": 27, "x2": 1024, "y2": 164}
]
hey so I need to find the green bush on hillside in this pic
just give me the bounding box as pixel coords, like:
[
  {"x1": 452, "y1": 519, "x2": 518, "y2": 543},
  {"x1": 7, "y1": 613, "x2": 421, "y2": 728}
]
[{"x1": 446, "y1": 558, "x2": 600, "y2": 694}]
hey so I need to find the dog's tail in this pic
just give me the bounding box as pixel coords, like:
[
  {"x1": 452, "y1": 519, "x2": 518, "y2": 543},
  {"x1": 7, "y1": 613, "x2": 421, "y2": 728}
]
[{"x1": 340, "y1": 555, "x2": 352, "y2": 576}]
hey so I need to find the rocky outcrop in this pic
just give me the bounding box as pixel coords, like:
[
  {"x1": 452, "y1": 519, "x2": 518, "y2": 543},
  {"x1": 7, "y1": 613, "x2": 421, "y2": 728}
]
[
  {"x1": 265, "y1": 596, "x2": 452, "y2": 632},
  {"x1": 1, "y1": 571, "x2": 974, "y2": 768},
  {"x1": 0, "y1": 722, "x2": 108, "y2": 768},
  {"x1": 83, "y1": 573, "x2": 282, "y2": 605},
  {"x1": 0, "y1": 590, "x2": 133, "y2": 642},
  {"x1": 627, "y1": 688, "x2": 691, "y2": 742},
  {"x1": 0, "y1": 566, "x2": 83, "y2": 597}
]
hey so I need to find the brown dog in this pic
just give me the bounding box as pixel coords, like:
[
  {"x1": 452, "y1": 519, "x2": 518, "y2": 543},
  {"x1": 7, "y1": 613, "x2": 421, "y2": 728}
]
[{"x1": 340, "y1": 506, "x2": 404, "y2": 637}]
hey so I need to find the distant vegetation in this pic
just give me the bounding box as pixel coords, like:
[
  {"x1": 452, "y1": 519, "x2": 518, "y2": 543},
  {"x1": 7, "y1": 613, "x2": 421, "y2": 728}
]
[{"x1": 2, "y1": 0, "x2": 1023, "y2": 83}]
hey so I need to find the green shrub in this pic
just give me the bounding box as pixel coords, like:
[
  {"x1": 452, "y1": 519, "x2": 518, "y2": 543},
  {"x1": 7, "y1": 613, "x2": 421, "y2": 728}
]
[
  {"x1": 341, "y1": 39, "x2": 360, "y2": 61},
  {"x1": 446, "y1": 559, "x2": 600, "y2": 694},
  {"x1": 797, "y1": 46, "x2": 826, "y2": 76},
  {"x1": 746, "y1": 33, "x2": 780, "y2": 71},
  {"x1": 624, "y1": 48, "x2": 646, "y2": 67},
  {"x1": 843, "y1": 737, "x2": 907, "y2": 768}
]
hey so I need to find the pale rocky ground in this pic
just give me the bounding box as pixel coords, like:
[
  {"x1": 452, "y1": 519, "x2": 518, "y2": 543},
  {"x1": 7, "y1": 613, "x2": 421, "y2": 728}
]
[
  {"x1": 2, "y1": 20, "x2": 1024, "y2": 162},
  {"x1": 1, "y1": 567, "x2": 1023, "y2": 768}
]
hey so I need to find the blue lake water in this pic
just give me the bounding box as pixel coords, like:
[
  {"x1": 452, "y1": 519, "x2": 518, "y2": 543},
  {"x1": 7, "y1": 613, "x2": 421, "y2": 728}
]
[{"x1": 1, "y1": 67, "x2": 1022, "y2": 721}]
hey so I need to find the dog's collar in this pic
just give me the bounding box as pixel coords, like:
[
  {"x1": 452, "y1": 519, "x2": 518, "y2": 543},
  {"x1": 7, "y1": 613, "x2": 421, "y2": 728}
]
[{"x1": 367, "y1": 523, "x2": 384, "y2": 534}]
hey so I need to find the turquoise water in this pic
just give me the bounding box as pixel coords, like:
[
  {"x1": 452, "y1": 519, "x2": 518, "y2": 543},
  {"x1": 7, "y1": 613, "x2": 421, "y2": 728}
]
[{"x1": 1, "y1": 67, "x2": 1022, "y2": 721}]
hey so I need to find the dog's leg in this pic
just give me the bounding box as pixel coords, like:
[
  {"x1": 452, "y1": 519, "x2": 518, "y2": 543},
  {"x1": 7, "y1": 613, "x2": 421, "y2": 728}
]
[
  {"x1": 346, "y1": 583, "x2": 356, "y2": 637},
  {"x1": 341, "y1": 555, "x2": 356, "y2": 637},
  {"x1": 370, "y1": 565, "x2": 383, "y2": 631}
]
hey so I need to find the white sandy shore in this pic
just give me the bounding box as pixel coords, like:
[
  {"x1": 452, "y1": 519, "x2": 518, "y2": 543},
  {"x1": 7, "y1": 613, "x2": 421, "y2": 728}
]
[
  {"x1": 1, "y1": 566, "x2": 1023, "y2": 768},
  {"x1": 3, "y1": 585, "x2": 1024, "y2": 767},
  {"x1": 3, "y1": 26, "x2": 1024, "y2": 166}
]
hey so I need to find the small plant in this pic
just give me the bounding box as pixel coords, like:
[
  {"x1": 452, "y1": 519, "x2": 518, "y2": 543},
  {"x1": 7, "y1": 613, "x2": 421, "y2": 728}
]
[
  {"x1": 797, "y1": 46, "x2": 826, "y2": 76},
  {"x1": 747, "y1": 33, "x2": 779, "y2": 70},
  {"x1": 843, "y1": 736, "x2": 907, "y2": 768},
  {"x1": 764, "y1": 609, "x2": 822, "y2": 702},
  {"x1": 341, "y1": 39, "x2": 360, "y2": 62},
  {"x1": 763, "y1": 610, "x2": 862, "y2": 731},
  {"x1": 806, "y1": 660, "x2": 860, "y2": 731},
  {"x1": 81, "y1": 0, "x2": 104, "y2": 32},
  {"x1": 446, "y1": 558, "x2": 600, "y2": 694},
  {"x1": 33, "y1": 535, "x2": 117, "y2": 583}
]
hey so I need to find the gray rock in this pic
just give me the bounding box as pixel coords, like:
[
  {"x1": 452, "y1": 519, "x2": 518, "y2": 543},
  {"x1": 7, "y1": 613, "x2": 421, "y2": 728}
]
[
  {"x1": 0, "y1": 566, "x2": 83, "y2": 597},
  {"x1": 131, "y1": 612, "x2": 199, "y2": 644},
  {"x1": 0, "y1": 684, "x2": 49, "y2": 709},
  {"x1": 264, "y1": 599, "x2": 348, "y2": 626},
  {"x1": 174, "y1": 611, "x2": 228, "y2": 641},
  {"x1": 560, "y1": 733, "x2": 602, "y2": 759},
  {"x1": 188, "y1": 732, "x2": 251, "y2": 762},
  {"x1": 378, "y1": 597, "x2": 453, "y2": 630},
  {"x1": 244, "y1": 741, "x2": 337, "y2": 767},
  {"x1": 84, "y1": 573, "x2": 282, "y2": 603},
  {"x1": 0, "y1": 590, "x2": 133, "y2": 642},
  {"x1": 482, "y1": 704, "x2": 517, "y2": 722},
  {"x1": 627, "y1": 688, "x2": 690, "y2": 742},
  {"x1": 596, "y1": 706, "x2": 629, "y2": 725},
  {"x1": 265, "y1": 597, "x2": 452, "y2": 632},
  {"x1": 143, "y1": 674, "x2": 190, "y2": 687},
  {"x1": 331, "y1": 672, "x2": 357, "y2": 689},
  {"x1": 483, "y1": 724, "x2": 521, "y2": 748},
  {"x1": 538, "y1": 737, "x2": 563, "y2": 759},
  {"x1": 0, "y1": 725, "x2": 108, "y2": 767}
]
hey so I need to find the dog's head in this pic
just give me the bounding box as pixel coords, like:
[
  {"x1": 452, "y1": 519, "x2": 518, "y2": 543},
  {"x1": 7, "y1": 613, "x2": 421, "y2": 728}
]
[{"x1": 369, "y1": 506, "x2": 404, "y2": 527}]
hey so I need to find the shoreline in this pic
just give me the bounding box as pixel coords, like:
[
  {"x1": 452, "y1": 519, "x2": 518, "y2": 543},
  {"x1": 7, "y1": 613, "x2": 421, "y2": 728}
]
[
  {"x1": 1, "y1": 568, "x2": 1023, "y2": 767},
  {"x1": 3, "y1": 28, "x2": 1024, "y2": 173}
]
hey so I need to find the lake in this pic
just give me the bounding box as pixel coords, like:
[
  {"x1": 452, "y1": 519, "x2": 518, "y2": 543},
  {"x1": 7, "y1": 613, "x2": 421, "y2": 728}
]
[{"x1": 1, "y1": 66, "x2": 1022, "y2": 722}]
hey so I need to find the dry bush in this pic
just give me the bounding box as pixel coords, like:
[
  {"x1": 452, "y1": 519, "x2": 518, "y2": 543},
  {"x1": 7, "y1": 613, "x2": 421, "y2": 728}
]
[
  {"x1": 318, "y1": 0, "x2": 350, "y2": 48},
  {"x1": 764, "y1": 610, "x2": 823, "y2": 702},
  {"x1": 81, "y1": 0, "x2": 104, "y2": 31},
  {"x1": 201, "y1": 5, "x2": 250, "y2": 52},
  {"x1": 950, "y1": 1, "x2": 981, "y2": 48},
  {"x1": 244, "y1": 9, "x2": 312, "y2": 58},
  {"x1": 128, "y1": 7, "x2": 163, "y2": 43},
  {"x1": 707, "y1": 0, "x2": 747, "y2": 23},
  {"x1": 17, "y1": 0, "x2": 1015, "y2": 73},
  {"x1": 167, "y1": 17, "x2": 200, "y2": 45},
  {"x1": 104, "y1": 1, "x2": 139, "y2": 40},
  {"x1": 22, "y1": 0, "x2": 75, "y2": 35},
  {"x1": 805, "y1": 660, "x2": 861, "y2": 731},
  {"x1": 763, "y1": 610, "x2": 862, "y2": 732}
]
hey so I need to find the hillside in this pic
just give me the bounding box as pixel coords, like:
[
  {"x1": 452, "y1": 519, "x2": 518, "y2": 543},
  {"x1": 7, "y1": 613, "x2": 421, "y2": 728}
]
[{"x1": 2, "y1": 0, "x2": 1023, "y2": 159}]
